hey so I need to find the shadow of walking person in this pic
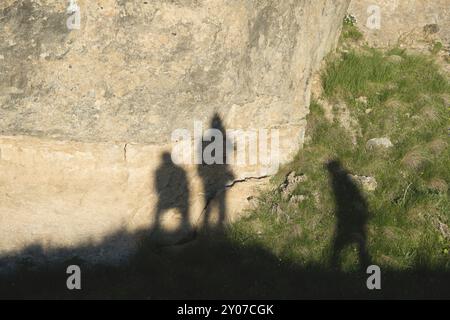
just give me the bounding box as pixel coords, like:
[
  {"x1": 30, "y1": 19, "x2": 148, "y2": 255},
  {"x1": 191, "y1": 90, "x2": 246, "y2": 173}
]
[
  {"x1": 152, "y1": 152, "x2": 192, "y2": 244},
  {"x1": 326, "y1": 159, "x2": 371, "y2": 271},
  {"x1": 197, "y1": 113, "x2": 235, "y2": 231}
]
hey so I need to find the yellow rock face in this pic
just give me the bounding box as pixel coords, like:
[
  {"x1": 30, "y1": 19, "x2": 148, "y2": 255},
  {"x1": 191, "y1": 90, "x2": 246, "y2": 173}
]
[
  {"x1": 348, "y1": 0, "x2": 450, "y2": 48},
  {"x1": 0, "y1": 0, "x2": 350, "y2": 267}
]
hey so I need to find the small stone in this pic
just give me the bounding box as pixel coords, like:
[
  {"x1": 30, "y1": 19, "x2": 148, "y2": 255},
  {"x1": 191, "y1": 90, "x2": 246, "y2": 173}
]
[
  {"x1": 366, "y1": 137, "x2": 393, "y2": 149},
  {"x1": 437, "y1": 221, "x2": 450, "y2": 240},
  {"x1": 279, "y1": 171, "x2": 306, "y2": 199},
  {"x1": 387, "y1": 55, "x2": 403, "y2": 64},
  {"x1": 356, "y1": 96, "x2": 368, "y2": 104},
  {"x1": 365, "y1": 108, "x2": 372, "y2": 114},
  {"x1": 0, "y1": 55, "x2": 4, "y2": 60},
  {"x1": 246, "y1": 195, "x2": 258, "y2": 208},
  {"x1": 350, "y1": 175, "x2": 378, "y2": 192},
  {"x1": 289, "y1": 195, "x2": 307, "y2": 206}
]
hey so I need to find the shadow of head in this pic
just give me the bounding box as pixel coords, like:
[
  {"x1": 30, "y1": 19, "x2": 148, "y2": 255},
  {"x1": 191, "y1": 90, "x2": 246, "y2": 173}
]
[
  {"x1": 325, "y1": 159, "x2": 344, "y2": 174},
  {"x1": 161, "y1": 151, "x2": 172, "y2": 164},
  {"x1": 211, "y1": 112, "x2": 223, "y2": 129}
]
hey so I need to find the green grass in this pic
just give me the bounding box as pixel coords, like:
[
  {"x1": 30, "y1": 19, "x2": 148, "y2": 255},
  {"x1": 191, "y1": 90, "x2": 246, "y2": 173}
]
[
  {"x1": 228, "y1": 47, "x2": 450, "y2": 273},
  {"x1": 431, "y1": 41, "x2": 443, "y2": 55},
  {"x1": 341, "y1": 24, "x2": 363, "y2": 42}
]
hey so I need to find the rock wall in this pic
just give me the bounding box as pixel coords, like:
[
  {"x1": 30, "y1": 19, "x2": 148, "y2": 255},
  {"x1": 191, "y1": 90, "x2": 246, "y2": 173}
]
[
  {"x1": 0, "y1": 0, "x2": 350, "y2": 268},
  {"x1": 348, "y1": 0, "x2": 450, "y2": 49}
]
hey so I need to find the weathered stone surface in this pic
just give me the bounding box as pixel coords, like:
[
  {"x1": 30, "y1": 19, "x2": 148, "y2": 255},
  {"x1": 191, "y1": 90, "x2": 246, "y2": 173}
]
[
  {"x1": 0, "y1": 0, "x2": 350, "y2": 268},
  {"x1": 348, "y1": 0, "x2": 450, "y2": 48},
  {"x1": 366, "y1": 137, "x2": 394, "y2": 149},
  {"x1": 279, "y1": 171, "x2": 307, "y2": 200},
  {"x1": 0, "y1": 135, "x2": 268, "y2": 266},
  {"x1": 1, "y1": 0, "x2": 348, "y2": 147}
]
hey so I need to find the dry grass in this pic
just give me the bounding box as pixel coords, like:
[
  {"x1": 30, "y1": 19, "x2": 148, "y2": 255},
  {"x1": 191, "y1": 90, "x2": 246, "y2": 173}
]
[
  {"x1": 402, "y1": 147, "x2": 431, "y2": 170},
  {"x1": 428, "y1": 178, "x2": 449, "y2": 193},
  {"x1": 428, "y1": 138, "x2": 448, "y2": 155}
]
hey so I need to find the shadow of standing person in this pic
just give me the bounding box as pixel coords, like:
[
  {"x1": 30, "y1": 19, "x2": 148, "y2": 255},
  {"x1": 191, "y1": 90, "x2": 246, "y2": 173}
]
[
  {"x1": 197, "y1": 113, "x2": 235, "y2": 231},
  {"x1": 153, "y1": 152, "x2": 191, "y2": 242},
  {"x1": 326, "y1": 160, "x2": 371, "y2": 271}
]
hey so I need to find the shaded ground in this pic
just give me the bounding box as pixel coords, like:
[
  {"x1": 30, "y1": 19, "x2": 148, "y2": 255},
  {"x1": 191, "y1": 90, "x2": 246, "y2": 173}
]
[{"x1": 1, "y1": 226, "x2": 450, "y2": 299}]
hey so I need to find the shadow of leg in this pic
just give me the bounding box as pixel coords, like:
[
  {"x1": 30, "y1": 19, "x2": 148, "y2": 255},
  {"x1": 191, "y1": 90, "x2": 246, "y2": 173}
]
[{"x1": 331, "y1": 236, "x2": 344, "y2": 270}]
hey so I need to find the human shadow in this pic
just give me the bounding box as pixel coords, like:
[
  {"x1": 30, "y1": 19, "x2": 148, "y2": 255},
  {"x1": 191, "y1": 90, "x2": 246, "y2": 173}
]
[
  {"x1": 2, "y1": 226, "x2": 450, "y2": 299},
  {"x1": 2, "y1": 154, "x2": 450, "y2": 298},
  {"x1": 197, "y1": 113, "x2": 235, "y2": 230},
  {"x1": 152, "y1": 152, "x2": 191, "y2": 241},
  {"x1": 3, "y1": 139, "x2": 450, "y2": 299},
  {"x1": 326, "y1": 159, "x2": 371, "y2": 271}
]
